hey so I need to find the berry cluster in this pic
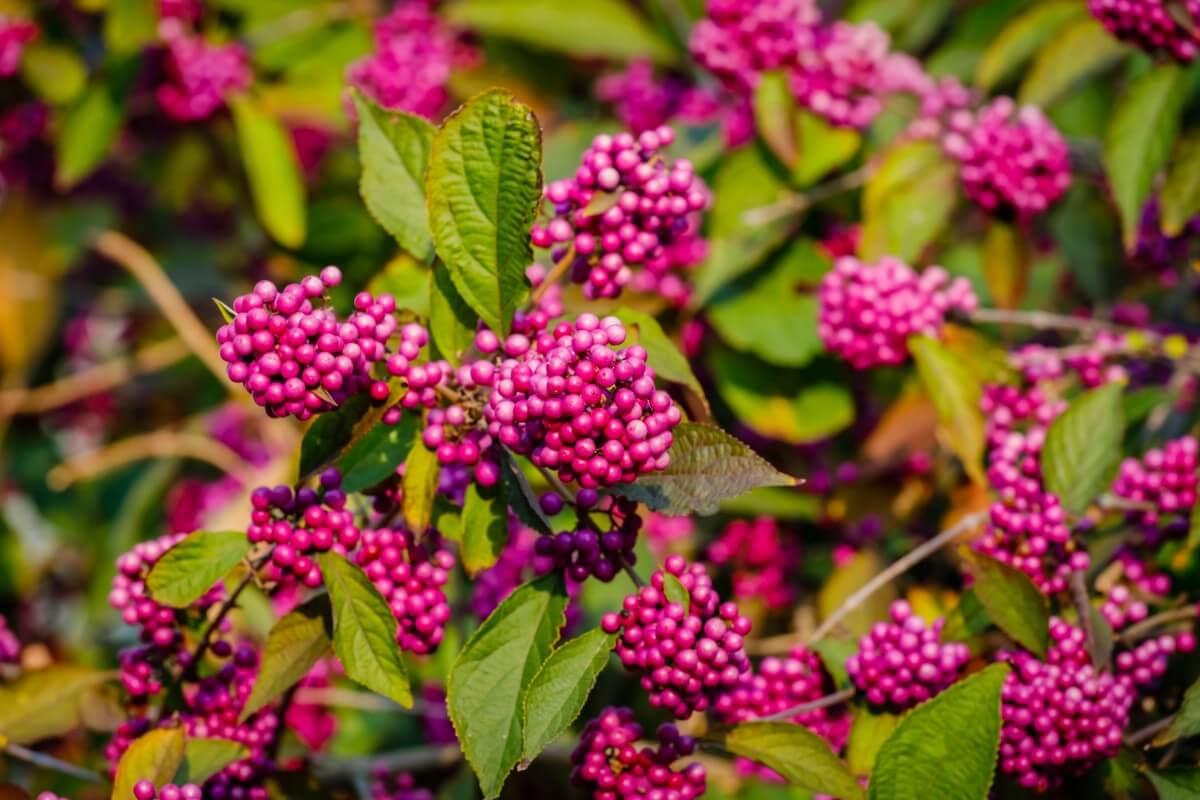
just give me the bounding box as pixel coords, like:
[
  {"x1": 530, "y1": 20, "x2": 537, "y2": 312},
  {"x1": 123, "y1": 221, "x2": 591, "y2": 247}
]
[
  {"x1": 0, "y1": 614, "x2": 18, "y2": 665},
  {"x1": 570, "y1": 707, "x2": 707, "y2": 800},
  {"x1": 596, "y1": 59, "x2": 720, "y2": 136},
  {"x1": 217, "y1": 267, "x2": 397, "y2": 420},
  {"x1": 249, "y1": 469, "x2": 361, "y2": 588},
  {"x1": 846, "y1": 600, "x2": 970, "y2": 710},
  {"x1": 355, "y1": 527, "x2": 454, "y2": 654},
  {"x1": 707, "y1": 517, "x2": 795, "y2": 611},
  {"x1": 1089, "y1": 0, "x2": 1200, "y2": 61},
  {"x1": 1012, "y1": 332, "x2": 1129, "y2": 389},
  {"x1": 370, "y1": 772, "x2": 433, "y2": 800},
  {"x1": 346, "y1": 0, "x2": 476, "y2": 119},
  {"x1": 0, "y1": 15, "x2": 35, "y2": 77},
  {"x1": 689, "y1": 0, "x2": 820, "y2": 95},
  {"x1": 942, "y1": 98, "x2": 1071, "y2": 219},
  {"x1": 1099, "y1": 583, "x2": 1150, "y2": 631},
  {"x1": 134, "y1": 781, "x2": 203, "y2": 800},
  {"x1": 817, "y1": 256, "x2": 978, "y2": 369},
  {"x1": 1116, "y1": 629, "x2": 1195, "y2": 689},
  {"x1": 531, "y1": 127, "x2": 709, "y2": 304},
  {"x1": 789, "y1": 19, "x2": 891, "y2": 129},
  {"x1": 1111, "y1": 436, "x2": 1199, "y2": 534},
  {"x1": 481, "y1": 314, "x2": 682, "y2": 488},
  {"x1": 601, "y1": 556, "x2": 752, "y2": 718},
  {"x1": 157, "y1": 36, "x2": 251, "y2": 122},
  {"x1": 998, "y1": 619, "x2": 1134, "y2": 791},
  {"x1": 535, "y1": 498, "x2": 641, "y2": 583}
]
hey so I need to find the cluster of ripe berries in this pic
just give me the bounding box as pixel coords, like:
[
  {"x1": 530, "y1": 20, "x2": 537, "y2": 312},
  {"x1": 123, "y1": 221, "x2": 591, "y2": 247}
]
[
  {"x1": 354, "y1": 527, "x2": 454, "y2": 655},
  {"x1": 1089, "y1": 0, "x2": 1200, "y2": 61},
  {"x1": 707, "y1": 516, "x2": 795, "y2": 611},
  {"x1": 535, "y1": 496, "x2": 642, "y2": 583},
  {"x1": 133, "y1": 782, "x2": 203, "y2": 800},
  {"x1": 570, "y1": 707, "x2": 707, "y2": 800},
  {"x1": 602, "y1": 556, "x2": 753, "y2": 718},
  {"x1": 817, "y1": 256, "x2": 979, "y2": 369},
  {"x1": 531, "y1": 127, "x2": 708, "y2": 304},
  {"x1": 0, "y1": 15, "x2": 35, "y2": 77},
  {"x1": 157, "y1": 36, "x2": 251, "y2": 122},
  {"x1": 217, "y1": 267, "x2": 397, "y2": 420},
  {"x1": 1111, "y1": 435, "x2": 1199, "y2": 534},
  {"x1": 249, "y1": 468, "x2": 360, "y2": 588},
  {"x1": 846, "y1": 600, "x2": 971, "y2": 710}
]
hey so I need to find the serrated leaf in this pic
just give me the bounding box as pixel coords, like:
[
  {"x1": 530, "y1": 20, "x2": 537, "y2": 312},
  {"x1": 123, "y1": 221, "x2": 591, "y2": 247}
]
[
  {"x1": 521, "y1": 628, "x2": 616, "y2": 763},
  {"x1": 353, "y1": 91, "x2": 436, "y2": 261},
  {"x1": 941, "y1": 589, "x2": 990, "y2": 643},
  {"x1": 612, "y1": 307, "x2": 707, "y2": 407},
  {"x1": 402, "y1": 442, "x2": 441, "y2": 533},
  {"x1": 868, "y1": 663, "x2": 1009, "y2": 800},
  {"x1": 1104, "y1": 63, "x2": 1188, "y2": 249},
  {"x1": 426, "y1": 90, "x2": 541, "y2": 336},
  {"x1": 448, "y1": 574, "x2": 569, "y2": 799},
  {"x1": 961, "y1": 549, "x2": 1048, "y2": 656},
  {"x1": 240, "y1": 594, "x2": 332, "y2": 721},
  {"x1": 1160, "y1": 131, "x2": 1200, "y2": 236},
  {"x1": 909, "y1": 336, "x2": 985, "y2": 486},
  {"x1": 611, "y1": 422, "x2": 795, "y2": 515},
  {"x1": 1147, "y1": 768, "x2": 1200, "y2": 799},
  {"x1": 718, "y1": 723, "x2": 864, "y2": 799},
  {"x1": 299, "y1": 392, "x2": 375, "y2": 478},
  {"x1": 146, "y1": 531, "x2": 249, "y2": 608},
  {"x1": 847, "y1": 708, "x2": 900, "y2": 778},
  {"x1": 1041, "y1": 383, "x2": 1125, "y2": 514},
  {"x1": 230, "y1": 95, "x2": 307, "y2": 248},
  {"x1": 818, "y1": 550, "x2": 896, "y2": 638},
  {"x1": 975, "y1": 1, "x2": 1086, "y2": 90},
  {"x1": 175, "y1": 738, "x2": 250, "y2": 785},
  {"x1": 754, "y1": 71, "x2": 798, "y2": 169},
  {"x1": 498, "y1": 451, "x2": 553, "y2": 535},
  {"x1": 860, "y1": 139, "x2": 957, "y2": 263},
  {"x1": 0, "y1": 666, "x2": 112, "y2": 745},
  {"x1": 430, "y1": 265, "x2": 479, "y2": 366},
  {"x1": 114, "y1": 727, "x2": 187, "y2": 800},
  {"x1": 444, "y1": 0, "x2": 677, "y2": 64},
  {"x1": 793, "y1": 109, "x2": 861, "y2": 186},
  {"x1": 462, "y1": 481, "x2": 509, "y2": 575},
  {"x1": 338, "y1": 409, "x2": 419, "y2": 493},
  {"x1": 981, "y1": 220, "x2": 1030, "y2": 310},
  {"x1": 1016, "y1": 17, "x2": 1127, "y2": 107},
  {"x1": 318, "y1": 552, "x2": 413, "y2": 709},
  {"x1": 1153, "y1": 674, "x2": 1200, "y2": 746}
]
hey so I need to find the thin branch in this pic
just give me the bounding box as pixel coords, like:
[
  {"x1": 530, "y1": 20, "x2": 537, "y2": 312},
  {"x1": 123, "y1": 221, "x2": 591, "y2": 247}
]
[
  {"x1": 1068, "y1": 569, "x2": 1106, "y2": 670},
  {"x1": 4, "y1": 743, "x2": 105, "y2": 784},
  {"x1": 46, "y1": 430, "x2": 258, "y2": 490},
  {"x1": 741, "y1": 164, "x2": 874, "y2": 228},
  {"x1": 1120, "y1": 606, "x2": 1200, "y2": 643},
  {"x1": 187, "y1": 548, "x2": 272, "y2": 672},
  {"x1": 968, "y1": 308, "x2": 1129, "y2": 335},
  {"x1": 753, "y1": 686, "x2": 856, "y2": 722},
  {"x1": 807, "y1": 510, "x2": 989, "y2": 645},
  {"x1": 623, "y1": 562, "x2": 647, "y2": 589},
  {"x1": 745, "y1": 631, "x2": 805, "y2": 655},
  {"x1": 530, "y1": 245, "x2": 576, "y2": 306},
  {"x1": 1126, "y1": 716, "x2": 1173, "y2": 748}
]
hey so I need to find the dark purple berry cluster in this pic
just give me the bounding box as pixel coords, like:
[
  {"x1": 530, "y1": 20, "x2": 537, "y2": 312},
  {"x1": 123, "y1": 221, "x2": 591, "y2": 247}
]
[
  {"x1": 355, "y1": 528, "x2": 454, "y2": 655},
  {"x1": 249, "y1": 469, "x2": 360, "y2": 588},
  {"x1": 535, "y1": 497, "x2": 641, "y2": 583},
  {"x1": 570, "y1": 707, "x2": 706, "y2": 800}
]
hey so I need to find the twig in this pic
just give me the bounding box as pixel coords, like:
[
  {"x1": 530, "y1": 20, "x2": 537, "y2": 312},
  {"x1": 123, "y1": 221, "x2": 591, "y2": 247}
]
[
  {"x1": 1068, "y1": 570, "x2": 1106, "y2": 670},
  {"x1": 533, "y1": 463, "x2": 577, "y2": 504},
  {"x1": 47, "y1": 430, "x2": 258, "y2": 490},
  {"x1": 968, "y1": 308, "x2": 1128, "y2": 335},
  {"x1": 187, "y1": 548, "x2": 273, "y2": 674},
  {"x1": 745, "y1": 631, "x2": 806, "y2": 655},
  {"x1": 741, "y1": 164, "x2": 875, "y2": 228},
  {"x1": 753, "y1": 686, "x2": 856, "y2": 722},
  {"x1": 807, "y1": 511, "x2": 988, "y2": 645},
  {"x1": 623, "y1": 562, "x2": 647, "y2": 589},
  {"x1": 1119, "y1": 606, "x2": 1200, "y2": 643},
  {"x1": 94, "y1": 231, "x2": 228, "y2": 385},
  {"x1": 530, "y1": 245, "x2": 576, "y2": 306},
  {"x1": 0, "y1": 338, "x2": 188, "y2": 416},
  {"x1": 1126, "y1": 716, "x2": 1173, "y2": 747},
  {"x1": 4, "y1": 743, "x2": 105, "y2": 784}
]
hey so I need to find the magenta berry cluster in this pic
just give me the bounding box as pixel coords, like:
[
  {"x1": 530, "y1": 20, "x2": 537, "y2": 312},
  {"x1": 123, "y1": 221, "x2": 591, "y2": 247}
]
[
  {"x1": 817, "y1": 256, "x2": 978, "y2": 369},
  {"x1": 0, "y1": 15, "x2": 35, "y2": 77},
  {"x1": 481, "y1": 314, "x2": 682, "y2": 488},
  {"x1": 1111, "y1": 435, "x2": 1199, "y2": 533},
  {"x1": 602, "y1": 555, "x2": 752, "y2": 718},
  {"x1": 1116, "y1": 629, "x2": 1195, "y2": 689},
  {"x1": 596, "y1": 59, "x2": 720, "y2": 136},
  {"x1": 1089, "y1": 0, "x2": 1200, "y2": 61},
  {"x1": 535, "y1": 498, "x2": 641, "y2": 583},
  {"x1": 530, "y1": 127, "x2": 709, "y2": 304},
  {"x1": 569, "y1": 707, "x2": 707, "y2": 800},
  {"x1": 133, "y1": 781, "x2": 202, "y2": 800},
  {"x1": 846, "y1": 600, "x2": 970, "y2": 710},
  {"x1": 942, "y1": 98, "x2": 1071, "y2": 219},
  {"x1": 707, "y1": 516, "x2": 795, "y2": 611},
  {"x1": 998, "y1": 619, "x2": 1134, "y2": 791},
  {"x1": 217, "y1": 267, "x2": 398, "y2": 420},
  {"x1": 355, "y1": 527, "x2": 454, "y2": 654},
  {"x1": 0, "y1": 614, "x2": 18, "y2": 664},
  {"x1": 1013, "y1": 332, "x2": 1129, "y2": 389},
  {"x1": 249, "y1": 468, "x2": 360, "y2": 588},
  {"x1": 689, "y1": 0, "x2": 820, "y2": 95},
  {"x1": 370, "y1": 772, "x2": 434, "y2": 800},
  {"x1": 156, "y1": 36, "x2": 251, "y2": 122},
  {"x1": 788, "y1": 19, "x2": 892, "y2": 129}
]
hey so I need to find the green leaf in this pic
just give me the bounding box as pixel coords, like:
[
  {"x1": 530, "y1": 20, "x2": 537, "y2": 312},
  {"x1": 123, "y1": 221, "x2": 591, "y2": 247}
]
[
  {"x1": 354, "y1": 91, "x2": 436, "y2": 261},
  {"x1": 19, "y1": 44, "x2": 87, "y2": 105},
  {"x1": 462, "y1": 480, "x2": 509, "y2": 575},
  {"x1": 521, "y1": 628, "x2": 616, "y2": 763},
  {"x1": 719, "y1": 486, "x2": 821, "y2": 520},
  {"x1": 981, "y1": 220, "x2": 1030, "y2": 310},
  {"x1": 974, "y1": 1, "x2": 1087, "y2": 90},
  {"x1": 717, "y1": 723, "x2": 864, "y2": 799},
  {"x1": 868, "y1": 663, "x2": 1010, "y2": 800},
  {"x1": 318, "y1": 552, "x2": 413, "y2": 708},
  {"x1": 754, "y1": 71, "x2": 798, "y2": 169},
  {"x1": 299, "y1": 393, "x2": 373, "y2": 478},
  {"x1": 104, "y1": 0, "x2": 158, "y2": 55},
  {"x1": 175, "y1": 738, "x2": 250, "y2": 786},
  {"x1": 298, "y1": 381, "x2": 414, "y2": 481},
  {"x1": 498, "y1": 451, "x2": 553, "y2": 535},
  {"x1": 661, "y1": 571, "x2": 690, "y2": 612},
  {"x1": 960, "y1": 549, "x2": 1048, "y2": 657},
  {"x1": 426, "y1": 89, "x2": 541, "y2": 336},
  {"x1": 114, "y1": 727, "x2": 187, "y2": 800},
  {"x1": 909, "y1": 336, "x2": 985, "y2": 486},
  {"x1": 1160, "y1": 131, "x2": 1200, "y2": 236},
  {"x1": 444, "y1": 0, "x2": 678, "y2": 64},
  {"x1": 847, "y1": 708, "x2": 901, "y2": 778},
  {"x1": 1104, "y1": 63, "x2": 1188, "y2": 249},
  {"x1": 860, "y1": 139, "x2": 957, "y2": 263},
  {"x1": 941, "y1": 589, "x2": 991, "y2": 643},
  {"x1": 240, "y1": 594, "x2": 332, "y2": 721},
  {"x1": 430, "y1": 265, "x2": 480, "y2": 366},
  {"x1": 230, "y1": 95, "x2": 307, "y2": 248},
  {"x1": 793, "y1": 109, "x2": 861, "y2": 187},
  {"x1": 448, "y1": 574, "x2": 569, "y2": 799},
  {"x1": 337, "y1": 410, "x2": 419, "y2": 493},
  {"x1": 55, "y1": 77, "x2": 128, "y2": 189},
  {"x1": 1147, "y1": 768, "x2": 1200, "y2": 800},
  {"x1": 402, "y1": 441, "x2": 441, "y2": 533},
  {"x1": 1041, "y1": 383, "x2": 1126, "y2": 514},
  {"x1": 0, "y1": 665, "x2": 112, "y2": 745},
  {"x1": 1017, "y1": 18, "x2": 1127, "y2": 107},
  {"x1": 611, "y1": 422, "x2": 796, "y2": 515},
  {"x1": 1154, "y1": 674, "x2": 1200, "y2": 746},
  {"x1": 146, "y1": 531, "x2": 250, "y2": 608},
  {"x1": 369, "y1": 255, "x2": 432, "y2": 317},
  {"x1": 612, "y1": 307, "x2": 707, "y2": 406}
]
